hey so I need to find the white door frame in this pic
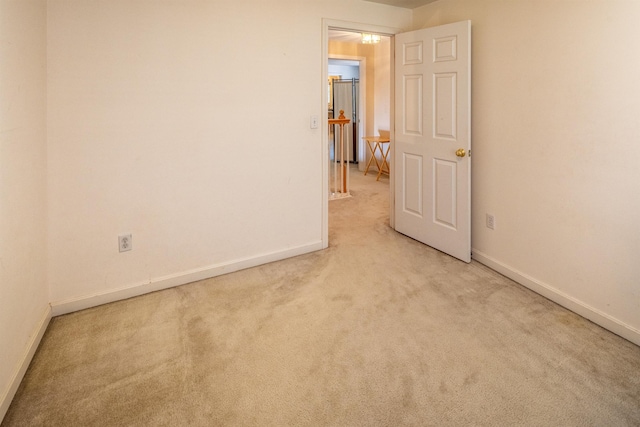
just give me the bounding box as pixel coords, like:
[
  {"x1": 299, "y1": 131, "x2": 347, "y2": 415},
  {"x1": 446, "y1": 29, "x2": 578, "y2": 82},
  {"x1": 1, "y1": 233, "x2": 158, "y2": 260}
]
[{"x1": 322, "y1": 18, "x2": 401, "y2": 248}]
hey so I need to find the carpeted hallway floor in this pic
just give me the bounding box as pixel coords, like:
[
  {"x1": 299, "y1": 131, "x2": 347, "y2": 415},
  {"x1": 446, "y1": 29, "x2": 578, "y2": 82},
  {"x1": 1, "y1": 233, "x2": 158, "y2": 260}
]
[{"x1": 3, "y1": 166, "x2": 640, "y2": 426}]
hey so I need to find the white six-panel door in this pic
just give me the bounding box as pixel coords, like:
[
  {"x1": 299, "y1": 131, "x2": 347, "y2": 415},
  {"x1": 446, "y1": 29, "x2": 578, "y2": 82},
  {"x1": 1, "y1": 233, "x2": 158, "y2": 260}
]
[{"x1": 394, "y1": 21, "x2": 471, "y2": 262}]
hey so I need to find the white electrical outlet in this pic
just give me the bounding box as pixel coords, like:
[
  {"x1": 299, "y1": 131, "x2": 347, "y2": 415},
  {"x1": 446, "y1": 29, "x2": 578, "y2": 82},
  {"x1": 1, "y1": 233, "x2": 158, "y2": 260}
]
[
  {"x1": 486, "y1": 214, "x2": 495, "y2": 230},
  {"x1": 118, "y1": 234, "x2": 132, "y2": 252}
]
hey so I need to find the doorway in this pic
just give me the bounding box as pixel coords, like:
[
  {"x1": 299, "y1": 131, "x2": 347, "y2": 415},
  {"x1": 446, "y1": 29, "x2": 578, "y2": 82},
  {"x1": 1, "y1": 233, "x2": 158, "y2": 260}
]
[
  {"x1": 323, "y1": 22, "x2": 395, "y2": 248},
  {"x1": 322, "y1": 20, "x2": 472, "y2": 263}
]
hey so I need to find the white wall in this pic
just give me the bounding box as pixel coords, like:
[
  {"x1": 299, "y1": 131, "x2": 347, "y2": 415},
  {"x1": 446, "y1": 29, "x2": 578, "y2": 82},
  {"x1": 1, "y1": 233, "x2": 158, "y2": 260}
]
[
  {"x1": 328, "y1": 63, "x2": 360, "y2": 80},
  {"x1": 413, "y1": 0, "x2": 640, "y2": 343},
  {"x1": 0, "y1": 0, "x2": 50, "y2": 419},
  {"x1": 373, "y1": 39, "x2": 391, "y2": 134},
  {"x1": 46, "y1": 0, "x2": 411, "y2": 310}
]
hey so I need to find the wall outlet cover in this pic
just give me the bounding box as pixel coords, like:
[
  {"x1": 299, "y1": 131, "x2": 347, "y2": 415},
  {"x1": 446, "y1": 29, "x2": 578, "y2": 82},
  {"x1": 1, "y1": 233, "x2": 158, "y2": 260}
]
[{"x1": 118, "y1": 234, "x2": 132, "y2": 252}]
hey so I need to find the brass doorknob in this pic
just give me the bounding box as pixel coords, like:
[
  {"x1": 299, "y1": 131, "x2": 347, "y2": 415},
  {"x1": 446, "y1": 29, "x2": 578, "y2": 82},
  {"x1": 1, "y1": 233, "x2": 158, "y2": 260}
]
[{"x1": 455, "y1": 148, "x2": 466, "y2": 157}]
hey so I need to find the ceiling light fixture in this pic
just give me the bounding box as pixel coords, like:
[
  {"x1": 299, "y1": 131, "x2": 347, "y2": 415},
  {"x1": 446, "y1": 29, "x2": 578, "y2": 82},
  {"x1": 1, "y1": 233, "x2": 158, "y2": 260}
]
[{"x1": 361, "y1": 33, "x2": 381, "y2": 44}]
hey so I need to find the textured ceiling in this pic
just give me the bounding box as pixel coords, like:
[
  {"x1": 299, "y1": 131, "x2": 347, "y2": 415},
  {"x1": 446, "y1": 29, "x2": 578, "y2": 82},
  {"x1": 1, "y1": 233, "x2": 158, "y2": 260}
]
[
  {"x1": 364, "y1": 0, "x2": 437, "y2": 9},
  {"x1": 329, "y1": 30, "x2": 367, "y2": 43}
]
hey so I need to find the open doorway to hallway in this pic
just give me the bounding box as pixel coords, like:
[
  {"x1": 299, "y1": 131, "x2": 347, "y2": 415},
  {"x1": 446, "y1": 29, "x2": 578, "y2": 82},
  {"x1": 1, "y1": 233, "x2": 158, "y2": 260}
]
[
  {"x1": 327, "y1": 29, "x2": 391, "y2": 175},
  {"x1": 326, "y1": 28, "x2": 392, "y2": 239},
  {"x1": 321, "y1": 20, "x2": 398, "y2": 248}
]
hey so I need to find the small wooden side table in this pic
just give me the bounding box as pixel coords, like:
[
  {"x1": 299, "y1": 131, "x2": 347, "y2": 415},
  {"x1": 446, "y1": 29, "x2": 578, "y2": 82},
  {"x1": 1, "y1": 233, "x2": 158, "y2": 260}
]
[{"x1": 362, "y1": 136, "x2": 391, "y2": 181}]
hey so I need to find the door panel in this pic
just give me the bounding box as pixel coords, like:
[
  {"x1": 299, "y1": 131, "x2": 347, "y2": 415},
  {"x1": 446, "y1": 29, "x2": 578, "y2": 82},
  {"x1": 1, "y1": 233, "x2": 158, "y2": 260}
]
[
  {"x1": 433, "y1": 158, "x2": 457, "y2": 229},
  {"x1": 394, "y1": 21, "x2": 471, "y2": 263},
  {"x1": 403, "y1": 75, "x2": 423, "y2": 135},
  {"x1": 402, "y1": 153, "x2": 423, "y2": 217},
  {"x1": 434, "y1": 73, "x2": 457, "y2": 140},
  {"x1": 403, "y1": 41, "x2": 423, "y2": 65}
]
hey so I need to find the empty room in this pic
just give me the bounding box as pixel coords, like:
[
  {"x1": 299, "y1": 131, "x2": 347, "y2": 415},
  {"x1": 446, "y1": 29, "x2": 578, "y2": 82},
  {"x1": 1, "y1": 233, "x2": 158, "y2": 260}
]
[{"x1": 2, "y1": 0, "x2": 639, "y2": 425}]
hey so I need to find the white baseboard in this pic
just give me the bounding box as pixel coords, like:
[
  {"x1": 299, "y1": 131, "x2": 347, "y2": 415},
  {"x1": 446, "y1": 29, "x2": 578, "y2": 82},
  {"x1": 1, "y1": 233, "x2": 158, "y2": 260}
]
[
  {"x1": 0, "y1": 305, "x2": 51, "y2": 422},
  {"x1": 472, "y1": 249, "x2": 640, "y2": 347},
  {"x1": 51, "y1": 241, "x2": 324, "y2": 317}
]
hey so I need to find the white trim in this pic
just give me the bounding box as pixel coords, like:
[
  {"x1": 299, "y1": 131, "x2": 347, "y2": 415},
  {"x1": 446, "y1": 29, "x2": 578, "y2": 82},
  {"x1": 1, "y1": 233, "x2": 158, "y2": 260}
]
[
  {"x1": 323, "y1": 19, "x2": 402, "y2": 38},
  {"x1": 472, "y1": 249, "x2": 640, "y2": 347},
  {"x1": 389, "y1": 36, "x2": 396, "y2": 229},
  {"x1": 322, "y1": 22, "x2": 330, "y2": 250},
  {"x1": 1, "y1": 305, "x2": 51, "y2": 422},
  {"x1": 51, "y1": 241, "x2": 323, "y2": 316}
]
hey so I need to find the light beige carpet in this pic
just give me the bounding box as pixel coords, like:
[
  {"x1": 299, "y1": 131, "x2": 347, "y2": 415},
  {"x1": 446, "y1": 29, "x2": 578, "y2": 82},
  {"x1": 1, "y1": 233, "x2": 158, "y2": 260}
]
[{"x1": 3, "y1": 167, "x2": 640, "y2": 426}]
